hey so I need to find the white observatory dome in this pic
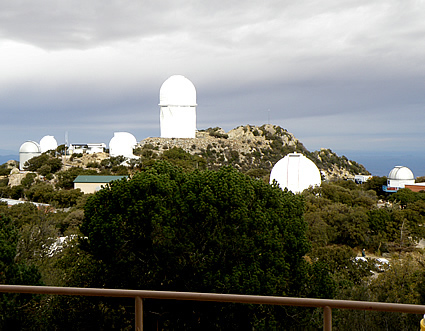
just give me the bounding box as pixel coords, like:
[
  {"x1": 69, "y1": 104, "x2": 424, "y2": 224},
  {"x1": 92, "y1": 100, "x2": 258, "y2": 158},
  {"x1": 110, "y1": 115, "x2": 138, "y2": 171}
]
[
  {"x1": 270, "y1": 152, "x2": 321, "y2": 193},
  {"x1": 19, "y1": 141, "x2": 41, "y2": 170},
  {"x1": 388, "y1": 166, "x2": 414, "y2": 180},
  {"x1": 109, "y1": 132, "x2": 138, "y2": 158},
  {"x1": 387, "y1": 166, "x2": 415, "y2": 189},
  {"x1": 159, "y1": 75, "x2": 197, "y2": 106},
  {"x1": 19, "y1": 141, "x2": 41, "y2": 154},
  {"x1": 40, "y1": 135, "x2": 58, "y2": 153}
]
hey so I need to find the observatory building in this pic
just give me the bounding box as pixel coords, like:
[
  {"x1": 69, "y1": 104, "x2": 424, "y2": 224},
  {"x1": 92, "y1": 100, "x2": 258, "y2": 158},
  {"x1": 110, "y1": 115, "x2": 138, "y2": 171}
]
[
  {"x1": 159, "y1": 75, "x2": 197, "y2": 138},
  {"x1": 19, "y1": 141, "x2": 41, "y2": 170},
  {"x1": 383, "y1": 166, "x2": 415, "y2": 192},
  {"x1": 109, "y1": 132, "x2": 137, "y2": 158},
  {"x1": 270, "y1": 152, "x2": 321, "y2": 193},
  {"x1": 40, "y1": 135, "x2": 58, "y2": 153}
]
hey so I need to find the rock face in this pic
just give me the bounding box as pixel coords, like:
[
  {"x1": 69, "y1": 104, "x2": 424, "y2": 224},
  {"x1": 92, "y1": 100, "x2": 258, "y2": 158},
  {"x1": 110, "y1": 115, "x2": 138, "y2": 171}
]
[
  {"x1": 8, "y1": 172, "x2": 27, "y2": 187},
  {"x1": 137, "y1": 124, "x2": 369, "y2": 180},
  {"x1": 61, "y1": 152, "x2": 110, "y2": 170}
]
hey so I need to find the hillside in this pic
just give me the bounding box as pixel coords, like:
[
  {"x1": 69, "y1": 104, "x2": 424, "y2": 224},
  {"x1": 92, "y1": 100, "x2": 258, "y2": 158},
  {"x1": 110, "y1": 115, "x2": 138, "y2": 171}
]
[{"x1": 137, "y1": 124, "x2": 369, "y2": 181}]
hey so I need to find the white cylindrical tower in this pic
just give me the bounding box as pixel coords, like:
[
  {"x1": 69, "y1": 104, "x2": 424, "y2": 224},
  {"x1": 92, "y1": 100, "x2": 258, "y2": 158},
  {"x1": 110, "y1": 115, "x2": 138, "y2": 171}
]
[
  {"x1": 19, "y1": 141, "x2": 41, "y2": 170},
  {"x1": 159, "y1": 75, "x2": 197, "y2": 138},
  {"x1": 270, "y1": 152, "x2": 321, "y2": 193}
]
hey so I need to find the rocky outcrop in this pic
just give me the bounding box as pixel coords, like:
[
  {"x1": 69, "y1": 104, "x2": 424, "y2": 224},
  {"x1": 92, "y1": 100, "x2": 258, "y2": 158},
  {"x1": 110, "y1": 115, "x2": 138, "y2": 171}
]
[{"x1": 137, "y1": 124, "x2": 369, "y2": 180}]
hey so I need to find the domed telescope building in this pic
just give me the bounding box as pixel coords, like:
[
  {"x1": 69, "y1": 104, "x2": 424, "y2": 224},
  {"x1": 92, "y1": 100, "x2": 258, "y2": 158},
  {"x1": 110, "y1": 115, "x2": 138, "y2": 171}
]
[
  {"x1": 159, "y1": 75, "x2": 197, "y2": 138},
  {"x1": 19, "y1": 141, "x2": 41, "y2": 170},
  {"x1": 383, "y1": 166, "x2": 415, "y2": 192},
  {"x1": 109, "y1": 132, "x2": 138, "y2": 158},
  {"x1": 40, "y1": 135, "x2": 58, "y2": 153},
  {"x1": 270, "y1": 152, "x2": 321, "y2": 193}
]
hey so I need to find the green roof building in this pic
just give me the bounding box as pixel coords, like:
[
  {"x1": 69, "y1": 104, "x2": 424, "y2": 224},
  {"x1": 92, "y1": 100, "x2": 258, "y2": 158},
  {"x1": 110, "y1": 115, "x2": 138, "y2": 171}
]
[{"x1": 73, "y1": 175, "x2": 127, "y2": 194}]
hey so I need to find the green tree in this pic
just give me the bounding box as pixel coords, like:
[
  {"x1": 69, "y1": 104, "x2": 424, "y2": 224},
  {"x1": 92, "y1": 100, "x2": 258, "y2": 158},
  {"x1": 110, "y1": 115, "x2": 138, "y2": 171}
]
[
  {"x1": 25, "y1": 182, "x2": 55, "y2": 203},
  {"x1": 0, "y1": 163, "x2": 12, "y2": 176},
  {"x1": 77, "y1": 161, "x2": 332, "y2": 329},
  {"x1": 0, "y1": 215, "x2": 43, "y2": 329},
  {"x1": 51, "y1": 189, "x2": 84, "y2": 208},
  {"x1": 24, "y1": 154, "x2": 62, "y2": 174},
  {"x1": 389, "y1": 188, "x2": 425, "y2": 207},
  {"x1": 160, "y1": 146, "x2": 206, "y2": 171},
  {"x1": 21, "y1": 172, "x2": 37, "y2": 189},
  {"x1": 363, "y1": 176, "x2": 388, "y2": 198}
]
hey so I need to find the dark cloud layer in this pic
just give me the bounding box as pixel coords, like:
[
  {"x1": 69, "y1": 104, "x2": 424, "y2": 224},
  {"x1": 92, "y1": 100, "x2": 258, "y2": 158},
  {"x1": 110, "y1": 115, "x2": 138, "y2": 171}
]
[{"x1": 1, "y1": 0, "x2": 425, "y2": 175}]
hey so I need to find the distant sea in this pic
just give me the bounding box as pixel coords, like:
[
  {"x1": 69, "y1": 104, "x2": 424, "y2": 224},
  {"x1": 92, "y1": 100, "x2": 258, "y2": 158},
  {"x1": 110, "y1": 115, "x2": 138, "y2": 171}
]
[
  {"x1": 0, "y1": 154, "x2": 18, "y2": 165},
  {"x1": 341, "y1": 151, "x2": 425, "y2": 178}
]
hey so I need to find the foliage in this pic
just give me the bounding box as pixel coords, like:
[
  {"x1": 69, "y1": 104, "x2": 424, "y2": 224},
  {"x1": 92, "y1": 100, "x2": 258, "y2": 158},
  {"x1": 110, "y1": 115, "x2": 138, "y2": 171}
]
[
  {"x1": 363, "y1": 176, "x2": 388, "y2": 197},
  {"x1": 0, "y1": 163, "x2": 11, "y2": 176},
  {"x1": 160, "y1": 147, "x2": 206, "y2": 171},
  {"x1": 206, "y1": 127, "x2": 229, "y2": 139},
  {"x1": 56, "y1": 167, "x2": 98, "y2": 190},
  {"x1": 389, "y1": 188, "x2": 425, "y2": 207},
  {"x1": 0, "y1": 214, "x2": 43, "y2": 329},
  {"x1": 77, "y1": 161, "x2": 333, "y2": 329},
  {"x1": 70, "y1": 153, "x2": 83, "y2": 160},
  {"x1": 24, "y1": 154, "x2": 62, "y2": 174},
  {"x1": 51, "y1": 189, "x2": 84, "y2": 208},
  {"x1": 100, "y1": 156, "x2": 127, "y2": 169},
  {"x1": 335, "y1": 254, "x2": 425, "y2": 330},
  {"x1": 25, "y1": 182, "x2": 55, "y2": 203},
  {"x1": 21, "y1": 172, "x2": 37, "y2": 189}
]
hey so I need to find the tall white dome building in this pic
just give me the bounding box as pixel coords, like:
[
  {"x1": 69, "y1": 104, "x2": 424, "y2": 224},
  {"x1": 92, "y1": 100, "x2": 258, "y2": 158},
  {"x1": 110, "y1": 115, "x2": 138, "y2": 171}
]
[
  {"x1": 159, "y1": 75, "x2": 197, "y2": 138},
  {"x1": 270, "y1": 152, "x2": 321, "y2": 193},
  {"x1": 387, "y1": 166, "x2": 415, "y2": 189},
  {"x1": 19, "y1": 141, "x2": 41, "y2": 170},
  {"x1": 109, "y1": 132, "x2": 138, "y2": 158}
]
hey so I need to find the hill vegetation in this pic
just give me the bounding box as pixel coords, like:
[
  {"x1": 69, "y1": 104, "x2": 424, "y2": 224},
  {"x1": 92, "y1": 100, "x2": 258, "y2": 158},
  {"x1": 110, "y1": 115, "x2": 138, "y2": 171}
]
[
  {"x1": 137, "y1": 124, "x2": 368, "y2": 181},
  {"x1": 1, "y1": 124, "x2": 424, "y2": 329}
]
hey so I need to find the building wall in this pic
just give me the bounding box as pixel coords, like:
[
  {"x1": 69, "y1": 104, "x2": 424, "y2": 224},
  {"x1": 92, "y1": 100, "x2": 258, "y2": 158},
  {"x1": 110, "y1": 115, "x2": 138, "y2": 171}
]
[
  {"x1": 74, "y1": 182, "x2": 104, "y2": 194},
  {"x1": 388, "y1": 179, "x2": 415, "y2": 189},
  {"x1": 405, "y1": 184, "x2": 425, "y2": 193}
]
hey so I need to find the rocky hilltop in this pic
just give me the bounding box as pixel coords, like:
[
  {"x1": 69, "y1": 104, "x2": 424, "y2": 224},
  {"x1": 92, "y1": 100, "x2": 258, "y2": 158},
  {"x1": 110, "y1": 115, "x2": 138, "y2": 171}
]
[{"x1": 137, "y1": 124, "x2": 369, "y2": 181}]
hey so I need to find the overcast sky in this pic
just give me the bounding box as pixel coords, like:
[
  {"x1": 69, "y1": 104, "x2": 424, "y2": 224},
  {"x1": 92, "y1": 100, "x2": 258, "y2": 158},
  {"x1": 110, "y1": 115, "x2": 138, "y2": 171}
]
[{"x1": 1, "y1": 0, "x2": 425, "y2": 175}]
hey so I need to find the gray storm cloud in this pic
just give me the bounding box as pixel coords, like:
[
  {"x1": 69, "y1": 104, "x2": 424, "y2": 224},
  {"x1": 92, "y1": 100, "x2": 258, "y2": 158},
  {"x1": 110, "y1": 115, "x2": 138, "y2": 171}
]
[{"x1": 0, "y1": 0, "x2": 425, "y2": 175}]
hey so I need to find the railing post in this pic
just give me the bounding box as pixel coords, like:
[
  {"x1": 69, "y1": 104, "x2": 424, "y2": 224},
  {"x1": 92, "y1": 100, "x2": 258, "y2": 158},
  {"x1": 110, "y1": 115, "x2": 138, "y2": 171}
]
[
  {"x1": 323, "y1": 305, "x2": 332, "y2": 331},
  {"x1": 135, "y1": 296, "x2": 143, "y2": 331}
]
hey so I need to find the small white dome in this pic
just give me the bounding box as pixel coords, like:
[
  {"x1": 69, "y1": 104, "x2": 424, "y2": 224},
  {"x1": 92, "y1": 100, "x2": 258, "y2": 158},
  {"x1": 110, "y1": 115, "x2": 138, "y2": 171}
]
[
  {"x1": 109, "y1": 132, "x2": 137, "y2": 158},
  {"x1": 40, "y1": 135, "x2": 58, "y2": 153},
  {"x1": 270, "y1": 152, "x2": 321, "y2": 193},
  {"x1": 19, "y1": 141, "x2": 41, "y2": 154},
  {"x1": 388, "y1": 166, "x2": 414, "y2": 180},
  {"x1": 159, "y1": 75, "x2": 197, "y2": 106}
]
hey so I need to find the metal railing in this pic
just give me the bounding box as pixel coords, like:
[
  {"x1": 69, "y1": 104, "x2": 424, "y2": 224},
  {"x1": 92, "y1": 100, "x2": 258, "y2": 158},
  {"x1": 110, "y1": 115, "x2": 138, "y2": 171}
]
[{"x1": 1, "y1": 284, "x2": 425, "y2": 330}]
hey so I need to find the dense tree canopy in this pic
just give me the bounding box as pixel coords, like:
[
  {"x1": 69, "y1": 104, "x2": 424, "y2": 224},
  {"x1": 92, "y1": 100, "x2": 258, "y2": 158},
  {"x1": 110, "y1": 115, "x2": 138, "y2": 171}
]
[
  {"x1": 78, "y1": 161, "x2": 332, "y2": 329},
  {"x1": 0, "y1": 215, "x2": 43, "y2": 329},
  {"x1": 24, "y1": 154, "x2": 62, "y2": 174},
  {"x1": 2, "y1": 149, "x2": 425, "y2": 329}
]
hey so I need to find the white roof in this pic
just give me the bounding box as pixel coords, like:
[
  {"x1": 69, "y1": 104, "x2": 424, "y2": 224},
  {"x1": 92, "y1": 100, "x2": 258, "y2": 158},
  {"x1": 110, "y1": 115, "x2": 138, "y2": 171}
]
[
  {"x1": 19, "y1": 141, "x2": 41, "y2": 153},
  {"x1": 159, "y1": 75, "x2": 197, "y2": 106},
  {"x1": 270, "y1": 152, "x2": 321, "y2": 193},
  {"x1": 40, "y1": 135, "x2": 58, "y2": 153},
  {"x1": 388, "y1": 166, "x2": 414, "y2": 180}
]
